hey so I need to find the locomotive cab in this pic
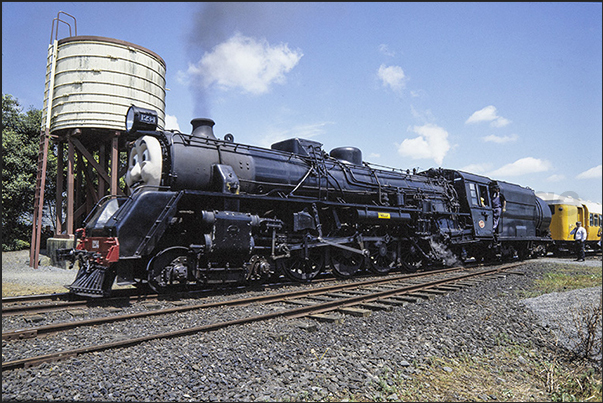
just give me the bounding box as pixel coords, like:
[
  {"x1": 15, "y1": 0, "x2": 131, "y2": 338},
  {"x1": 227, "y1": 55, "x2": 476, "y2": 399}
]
[{"x1": 445, "y1": 171, "x2": 495, "y2": 238}]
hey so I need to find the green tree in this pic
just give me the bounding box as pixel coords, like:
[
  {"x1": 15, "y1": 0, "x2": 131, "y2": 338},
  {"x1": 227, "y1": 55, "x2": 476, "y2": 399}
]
[{"x1": 2, "y1": 93, "x2": 55, "y2": 251}]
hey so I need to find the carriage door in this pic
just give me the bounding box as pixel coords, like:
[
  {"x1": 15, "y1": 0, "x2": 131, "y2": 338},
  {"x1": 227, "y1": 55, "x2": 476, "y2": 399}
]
[{"x1": 467, "y1": 182, "x2": 493, "y2": 237}]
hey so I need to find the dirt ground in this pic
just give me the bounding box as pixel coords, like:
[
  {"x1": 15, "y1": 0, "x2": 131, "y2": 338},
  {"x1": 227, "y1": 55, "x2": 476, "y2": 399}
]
[{"x1": 2, "y1": 249, "x2": 78, "y2": 297}]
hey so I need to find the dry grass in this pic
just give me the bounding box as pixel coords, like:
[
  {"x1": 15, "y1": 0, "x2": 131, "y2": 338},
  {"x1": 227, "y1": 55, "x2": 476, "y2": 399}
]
[
  {"x1": 520, "y1": 262, "x2": 602, "y2": 298},
  {"x1": 391, "y1": 352, "x2": 547, "y2": 402},
  {"x1": 324, "y1": 344, "x2": 601, "y2": 402},
  {"x1": 2, "y1": 281, "x2": 70, "y2": 297}
]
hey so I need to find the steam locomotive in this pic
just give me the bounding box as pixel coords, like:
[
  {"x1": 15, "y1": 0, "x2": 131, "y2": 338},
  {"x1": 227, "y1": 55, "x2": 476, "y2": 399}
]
[{"x1": 60, "y1": 106, "x2": 552, "y2": 297}]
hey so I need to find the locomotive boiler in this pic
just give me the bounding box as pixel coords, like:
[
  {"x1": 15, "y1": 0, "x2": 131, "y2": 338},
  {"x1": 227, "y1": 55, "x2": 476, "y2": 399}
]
[{"x1": 60, "y1": 106, "x2": 551, "y2": 297}]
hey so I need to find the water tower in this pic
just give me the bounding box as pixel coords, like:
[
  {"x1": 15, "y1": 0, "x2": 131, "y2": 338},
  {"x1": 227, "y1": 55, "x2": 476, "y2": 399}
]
[{"x1": 30, "y1": 12, "x2": 167, "y2": 268}]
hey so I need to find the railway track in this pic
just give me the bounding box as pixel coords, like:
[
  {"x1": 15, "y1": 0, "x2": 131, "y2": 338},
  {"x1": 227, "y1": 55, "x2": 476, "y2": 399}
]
[
  {"x1": 2, "y1": 261, "x2": 526, "y2": 371},
  {"x1": 5, "y1": 254, "x2": 593, "y2": 318},
  {"x1": 0, "y1": 271, "x2": 364, "y2": 317}
]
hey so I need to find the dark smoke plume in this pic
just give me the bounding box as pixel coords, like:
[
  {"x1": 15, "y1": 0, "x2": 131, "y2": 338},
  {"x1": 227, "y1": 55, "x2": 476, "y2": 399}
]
[{"x1": 185, "y1": 3, "x2": 313, "y2": 117}]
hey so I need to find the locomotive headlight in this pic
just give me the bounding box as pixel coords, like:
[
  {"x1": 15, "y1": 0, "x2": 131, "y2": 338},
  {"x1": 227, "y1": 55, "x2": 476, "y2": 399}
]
[{"x1": 125, "y1": 105, "x2": 158, "y2": 135}]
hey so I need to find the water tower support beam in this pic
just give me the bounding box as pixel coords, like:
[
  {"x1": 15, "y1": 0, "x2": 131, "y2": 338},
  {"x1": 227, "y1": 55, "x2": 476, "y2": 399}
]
[
  {"x1": 111, "y1": 133, "x2": 119, "y2": 195},
  {"x1": 55, "y1": 141, "x2": 64, "y2": 235},
  {"x1": 67, "y1": 135, "x2": 75, "y2": 235}
]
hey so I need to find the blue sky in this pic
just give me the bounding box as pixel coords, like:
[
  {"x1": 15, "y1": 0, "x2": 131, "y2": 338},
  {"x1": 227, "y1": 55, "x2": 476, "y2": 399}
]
[{"x1": 3, "y1": 2, "x2": 602, "y2": 203}]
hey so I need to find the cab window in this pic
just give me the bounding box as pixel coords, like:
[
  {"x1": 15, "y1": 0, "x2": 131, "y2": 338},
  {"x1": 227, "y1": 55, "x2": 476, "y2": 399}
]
[
  {"x1": 478, "y1": 185, "x2": 490, "y2": 207},
  {"x1": 468, "y1": 183, "x2": 479, "y2": 206}
]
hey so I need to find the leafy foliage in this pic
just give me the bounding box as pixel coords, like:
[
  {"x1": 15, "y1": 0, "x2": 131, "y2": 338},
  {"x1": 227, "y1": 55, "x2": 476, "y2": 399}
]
[{"x1": 2, "y1": 94, "x2": 55, "y2": 251}]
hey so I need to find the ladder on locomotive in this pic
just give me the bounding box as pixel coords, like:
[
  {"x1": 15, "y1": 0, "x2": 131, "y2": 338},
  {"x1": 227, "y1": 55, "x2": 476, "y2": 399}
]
[{"x1": 29, "y1": 130, "x2": 50, "y2": 269}]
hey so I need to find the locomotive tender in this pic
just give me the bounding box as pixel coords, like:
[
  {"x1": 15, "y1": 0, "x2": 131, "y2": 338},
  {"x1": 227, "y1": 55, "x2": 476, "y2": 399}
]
[{"x1": 61, "y1": 106, "x2": 552, "y2": 297}]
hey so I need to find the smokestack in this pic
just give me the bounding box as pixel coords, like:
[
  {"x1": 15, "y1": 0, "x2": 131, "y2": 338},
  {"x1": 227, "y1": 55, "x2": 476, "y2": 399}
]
[{"x1": 191, "y1": 118, "x2": 216, "y2": 139}]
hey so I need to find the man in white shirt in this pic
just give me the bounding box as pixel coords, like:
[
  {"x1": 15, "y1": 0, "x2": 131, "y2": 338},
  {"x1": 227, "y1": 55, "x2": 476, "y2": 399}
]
[{"x1": 570, "y1": 221, "x2": 587, "y2": 261}]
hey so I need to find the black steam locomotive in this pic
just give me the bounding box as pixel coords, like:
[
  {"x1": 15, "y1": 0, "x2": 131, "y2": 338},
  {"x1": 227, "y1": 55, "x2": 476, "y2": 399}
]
[{"x1": 61, "y1": 106, "x2": 552, "y2": 297}]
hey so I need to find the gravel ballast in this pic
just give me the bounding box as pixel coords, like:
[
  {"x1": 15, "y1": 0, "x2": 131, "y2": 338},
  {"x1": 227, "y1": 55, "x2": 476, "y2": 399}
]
[{"x1": 2, "y1": 251, "x2": 602, "y2": 402}]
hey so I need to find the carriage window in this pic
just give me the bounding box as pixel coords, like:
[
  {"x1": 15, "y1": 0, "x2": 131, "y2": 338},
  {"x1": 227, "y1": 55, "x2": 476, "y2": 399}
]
[{"x1": 590, "y1": 213, "x2": 594, "y2": 226}]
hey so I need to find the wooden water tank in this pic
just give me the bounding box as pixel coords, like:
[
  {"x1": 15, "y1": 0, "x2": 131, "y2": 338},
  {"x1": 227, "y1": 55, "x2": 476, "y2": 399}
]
[{"x1": 42, "y1": 36, "x2": 166, "y2": 133}]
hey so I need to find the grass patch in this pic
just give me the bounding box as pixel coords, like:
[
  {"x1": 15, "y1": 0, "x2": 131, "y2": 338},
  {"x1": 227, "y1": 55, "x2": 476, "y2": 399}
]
[
  {"x1": 366, "y1": 346, "x2": 550, "y2": 402},
  {"x1": 519, "y1": 262, "x2": 602, "y2": 298},
  {"x1": 347, "y1": 344, "x2": 602, "y2": 402}
]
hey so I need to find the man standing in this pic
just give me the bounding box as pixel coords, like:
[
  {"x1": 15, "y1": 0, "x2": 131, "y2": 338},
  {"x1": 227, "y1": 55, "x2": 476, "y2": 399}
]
[
  {"x1": 491, "y1": 183, "x2": 506, "y2": 239},
  {"x1": 570, "y1": 221, "x2": 587, "y2": 261}
]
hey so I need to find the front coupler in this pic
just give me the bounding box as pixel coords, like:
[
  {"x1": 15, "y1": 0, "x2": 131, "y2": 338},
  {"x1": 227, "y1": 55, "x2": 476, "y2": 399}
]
[{"x1": 57, "y1": 248, "x2": 117, "y2": 298}]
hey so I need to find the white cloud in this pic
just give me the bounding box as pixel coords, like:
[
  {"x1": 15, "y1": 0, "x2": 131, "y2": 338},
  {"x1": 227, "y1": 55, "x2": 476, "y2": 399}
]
[
  {"x1": 546, "y1": 174, "x2": 566, "y2": 182},
  {"x1": 459, "y1": 163, "x2": 493, "y2": 174},
  {"x1": 185, "y1": 33, "x2": 302, "y2": 95},
  {"x1": 490, "y1": 116, "x2": 511, "y2": 128},
  {"x1": 576, "y1": 165, "x2": 602, "y2": 179},
  {"x1": 410, "y1": 105, "x2": 435, "y2": 123},
  {"x1": 489, "y1": 157, "x2": 552, "y2": 177},
  {"x1": 164, "y1": 115, "x2": 180, "y2": 131},
  {"x1": 377, "y1": 64, "x2": 407, "y2": 92},
  {"x1": 465, "y1": 105, "x2": 511, "y2": 128},
  {"x1": 481, "y1": 133, "x2": 518, "y2": 144},
  {"x1": 397, "y1": 123, "x2": 450, "y2": 166}
]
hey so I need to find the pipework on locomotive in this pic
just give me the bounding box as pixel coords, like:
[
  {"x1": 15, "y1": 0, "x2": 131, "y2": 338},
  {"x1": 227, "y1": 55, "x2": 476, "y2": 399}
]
[{"x1": 58, "y1": 106, "x2": 552, "y2": 297}]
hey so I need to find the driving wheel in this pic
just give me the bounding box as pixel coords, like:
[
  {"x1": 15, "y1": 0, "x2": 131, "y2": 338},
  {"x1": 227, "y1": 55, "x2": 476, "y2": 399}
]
[
  {"x1": 329, "y1": 247, "x2": 363, "y2": 278},
  {"x1": 400, "y1": 243, "x2": 423, "y2": 271},
  {"x1": 147, "y1": 247, "x2": 189, "y2": 293},
  {"x1": 366, "y1": 241, "x2": 397, "y2": 274},
  {"x1": 277, "y1": 248, "x2": 325, "y2": 282}
]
